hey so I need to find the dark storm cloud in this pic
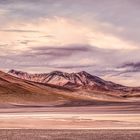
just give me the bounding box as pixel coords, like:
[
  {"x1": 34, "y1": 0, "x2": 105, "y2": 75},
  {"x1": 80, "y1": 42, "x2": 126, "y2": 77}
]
[
  {"x1": 33, "y1": 45, "x2": 91, "y2": 51},
  {"x1": 121, "y1": 62, "x2": 140, "y2": 68},
  {"x1": 119, "y1": 62, "x2": 140, "y2": 72},
  {"x1": 0, "y1": 45, "x2": 92, "y2": 59},
  {"x1": 0, "y1": 45, "x2": 93, "y2": 70},
  {"x1": 25, "y1": 45, "x2": 92, "y2": 58},
  {"x1": 104, "y1": 61, "x2": 140, "y2": 77},
  {"x1": 1, "y1": 43, "x2": 140, "y2": 75},
  {"x1": 53, "y1": 64, "x2": 94, "y2": 69},
  {"x1": 1, "y1": 44, "x2": 136, "y2": 72}
]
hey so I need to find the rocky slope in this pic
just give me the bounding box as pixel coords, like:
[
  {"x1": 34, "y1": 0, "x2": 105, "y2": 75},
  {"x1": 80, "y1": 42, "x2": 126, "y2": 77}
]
[
  {"x1": 0, "y1": 70, "x2": 138, "y2": 105},
  {"x1": 0, "y1": 70, "x2": 83, "y2": 104},
  {"x1": 8, "y1": 69, "x2": 140, "y2": 94}
]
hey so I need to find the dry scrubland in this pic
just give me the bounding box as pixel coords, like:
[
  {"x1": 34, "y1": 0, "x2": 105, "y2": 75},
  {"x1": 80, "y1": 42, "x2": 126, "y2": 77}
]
[
  {"x1": 0, "y1": 70, "x2": 140, "y2": 105},
  {"x1": 0, "y1": 129, "x2": 139, "y2": 140}
]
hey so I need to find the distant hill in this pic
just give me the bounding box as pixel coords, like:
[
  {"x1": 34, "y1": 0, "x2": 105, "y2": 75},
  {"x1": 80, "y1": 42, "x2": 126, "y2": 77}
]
[
  {"x1": 8, "y1": 69, "x2": 140, "y2": 93},
  {"x1": 0, "y1": 69, "x2": 139, "y2": 106},
  {"x1": 0, "y1": 70, "x2": 82, "y2": 105}
]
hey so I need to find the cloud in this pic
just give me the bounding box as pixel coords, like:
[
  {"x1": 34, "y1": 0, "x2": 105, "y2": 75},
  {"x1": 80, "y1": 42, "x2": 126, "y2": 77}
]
[
  {"x1": 0, "y1": 44, "x2": 99, "y2": 75},
  {"x1": 23, "y1": 45, "x2": 92, "y2": 58},
  {"x1": 1, "y1": 0, "x2": 140, "y2": 48},
  {"x1": 53, "y1": 64, "x2": 93, "y2": 69},
  {"x1": 121, "y1": 62, "x2": 140, "y2": 69},
  {"x1": 0, "y1": 0, "x2": 140, "y2": 86},
  {"x1": 119, "y1": 62, "x2": 140, "y2": 72},
  {"x1": 0, "y1": 29, "x2": 40, "y2": 33},
  {"x1": 0, "y1": 16, "x2": 138, "y2": 56},
  {"x1": 0, "y1": 9, "x2": 9, "y2": 15}
]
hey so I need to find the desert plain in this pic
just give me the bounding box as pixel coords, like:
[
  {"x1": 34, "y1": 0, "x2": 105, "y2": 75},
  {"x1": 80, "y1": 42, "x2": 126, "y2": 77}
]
[{"x1": 0, "y1": 103, "x2": 139, "y2": 140}]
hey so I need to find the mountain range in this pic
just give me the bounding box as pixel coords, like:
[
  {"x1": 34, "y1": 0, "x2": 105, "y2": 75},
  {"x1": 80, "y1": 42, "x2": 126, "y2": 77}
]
[
  {"x1": 0, "y1": 69, "x2": 139, "y2": 106},
  {"x1": 8, "y1": 69, "x2": 140, "y2": 92}
]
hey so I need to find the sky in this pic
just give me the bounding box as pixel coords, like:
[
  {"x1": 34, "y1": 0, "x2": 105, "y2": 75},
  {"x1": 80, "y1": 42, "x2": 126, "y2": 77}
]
[{"x1": 0, "y1": 0, "x2": 140, "y2": 86}]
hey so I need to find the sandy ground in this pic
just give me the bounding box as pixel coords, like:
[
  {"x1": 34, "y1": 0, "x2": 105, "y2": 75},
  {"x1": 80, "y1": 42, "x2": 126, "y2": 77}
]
[
  {"x1": 0, "y1": 102, "x2": 140, "y2": 114},
  {"x1": 0, "y1": 129, "x2": 140, "y2": 140},
  {"x1": 0, "y1": 103, "x2": 139, "y2": 129},
  {"x1": 0, "y1": 112, "x2": 139, "y2": 129},
  {"x1": 0, "y1": 106, "x2": 139, "y2": 139}
]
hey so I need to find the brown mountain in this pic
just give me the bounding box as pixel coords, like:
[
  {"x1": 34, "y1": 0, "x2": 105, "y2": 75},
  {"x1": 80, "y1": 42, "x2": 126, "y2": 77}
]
[
  {"x1": 1, "y1": 70, "x2": 127, "y2": 106},
  {"x1": 8, "y1": 69, "x2": 140, "y2": 92},
  {"x1": 6, "y1": 69, "x2": 140, "y2": 102},
  {"x1": 0, "y1": 69, "x2": 139, "y2": 107},
  {"x1": 0, "y1": 70, "x2": 84, "y2": 105}
]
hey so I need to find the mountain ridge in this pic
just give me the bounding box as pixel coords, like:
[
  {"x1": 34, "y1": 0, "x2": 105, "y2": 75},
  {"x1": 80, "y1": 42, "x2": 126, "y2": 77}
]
[
  {"x1": 8, "y1": 69, "x2": 140, "y2": 94},
  {"x1": 0, "y1": 69, "x2": 138, "y2": 105}
]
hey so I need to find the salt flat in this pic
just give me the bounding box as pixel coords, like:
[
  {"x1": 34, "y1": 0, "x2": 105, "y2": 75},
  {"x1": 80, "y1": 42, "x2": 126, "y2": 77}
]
[
  {"x1": 0, "y1": 105, "x2": 139, "y2": 140},
  {"x1": 0, "y1": 112, "x2": 139, "y2": 129}
]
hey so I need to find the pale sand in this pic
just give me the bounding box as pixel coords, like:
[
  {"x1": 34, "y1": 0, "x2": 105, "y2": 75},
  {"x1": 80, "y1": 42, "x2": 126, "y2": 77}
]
[
  {"x1": 0, "y1": 103, "x2": 140, "y2": 114},
  {"x1": 0, "y1": 113, "x2": 139, "y2": 129},
  {"x1": 0, "y1": 106, "x2": 139, "y2": 140}
]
